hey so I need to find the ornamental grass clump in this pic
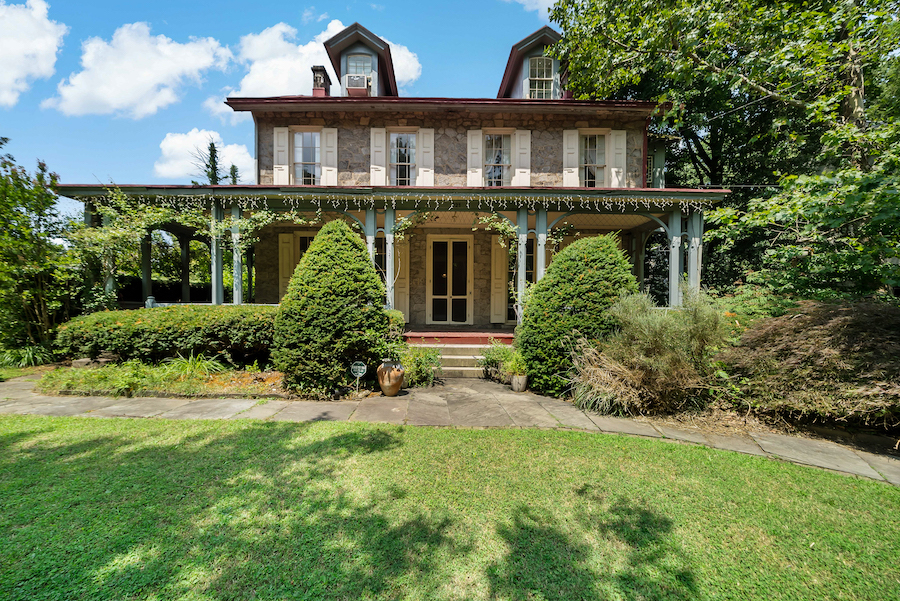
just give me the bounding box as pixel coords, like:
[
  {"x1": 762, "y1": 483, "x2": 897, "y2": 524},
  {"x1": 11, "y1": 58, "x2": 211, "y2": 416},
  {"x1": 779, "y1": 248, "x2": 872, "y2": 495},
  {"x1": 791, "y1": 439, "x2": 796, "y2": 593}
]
[
  {"x1": 272, "y1": 220, "x2": 389, "y2": 397},
  {"x1": 517, "y1": 234, "x2": 638, "y2": 396},
  {"x1": 570, "y1": 290, "x2": 727, "y2": 415}
]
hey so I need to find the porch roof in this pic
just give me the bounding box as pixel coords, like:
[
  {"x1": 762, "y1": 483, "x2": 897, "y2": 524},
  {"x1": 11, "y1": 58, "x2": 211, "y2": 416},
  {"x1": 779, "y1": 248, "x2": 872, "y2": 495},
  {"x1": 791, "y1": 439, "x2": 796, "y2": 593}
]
[{"x1": 57, "y1": 184, "x2": 728, "y2": 213}]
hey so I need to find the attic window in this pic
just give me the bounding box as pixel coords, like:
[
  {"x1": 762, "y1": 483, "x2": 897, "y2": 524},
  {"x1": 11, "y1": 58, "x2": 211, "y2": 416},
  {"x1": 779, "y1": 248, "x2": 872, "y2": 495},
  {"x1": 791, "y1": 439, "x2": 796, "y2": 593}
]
[
  {"x1": 347, "y1": 54, "x2": 372, "y2": 75},
  {"x1": 528, "y1": 57, "x2": 553, "y2": 99}
]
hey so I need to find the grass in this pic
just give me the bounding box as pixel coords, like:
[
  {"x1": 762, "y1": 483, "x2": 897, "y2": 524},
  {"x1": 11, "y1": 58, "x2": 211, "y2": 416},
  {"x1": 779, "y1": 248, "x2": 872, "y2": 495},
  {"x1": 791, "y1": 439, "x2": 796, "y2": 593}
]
[
  {"x1": 37, "y1": 362, "x2": 283, "y2": 398},
  {"x1": 0, "y1": 366, "x2": 42, "y2": 382},
  {"x1": 1, "y1": 416, "x2": 898, "y2": 600}
]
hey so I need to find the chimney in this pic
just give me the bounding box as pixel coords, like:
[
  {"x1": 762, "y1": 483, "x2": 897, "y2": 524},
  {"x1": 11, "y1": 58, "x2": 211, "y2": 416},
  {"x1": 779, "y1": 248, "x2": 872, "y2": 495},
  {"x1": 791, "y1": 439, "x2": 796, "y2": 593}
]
[{"x1": 311, "y1": 65, "x2": 331, "y2": 97}]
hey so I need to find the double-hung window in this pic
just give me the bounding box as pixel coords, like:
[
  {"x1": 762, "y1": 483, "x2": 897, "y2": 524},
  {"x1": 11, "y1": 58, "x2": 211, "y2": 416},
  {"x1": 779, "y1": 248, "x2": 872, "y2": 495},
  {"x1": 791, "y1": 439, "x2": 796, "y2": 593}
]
[
  {"x1": 293, "y1": 131, "x2": 321, "y2": 185},
  {"x1": 528, "y1": 57, "x2": 553, "y2": 99},
  {"x1": 347, "y1": 54, "x2": 372, "y2": 75},
  {"x1": 580, "y1": 133, "x2": 606, "y2": 187},
  {"x1": 484, "y1": 133, "x2": 511, "y2": 186},
  {"x1": 390, "y1": 132, "x2": 416, "y2": 186}
]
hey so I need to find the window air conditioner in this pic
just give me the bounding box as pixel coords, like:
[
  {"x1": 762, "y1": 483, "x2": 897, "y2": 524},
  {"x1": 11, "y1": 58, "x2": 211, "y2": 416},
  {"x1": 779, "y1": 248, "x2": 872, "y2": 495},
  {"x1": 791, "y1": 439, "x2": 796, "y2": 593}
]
[{"x1": 344, "y1": 74, "x2": 370, "y2": 96}]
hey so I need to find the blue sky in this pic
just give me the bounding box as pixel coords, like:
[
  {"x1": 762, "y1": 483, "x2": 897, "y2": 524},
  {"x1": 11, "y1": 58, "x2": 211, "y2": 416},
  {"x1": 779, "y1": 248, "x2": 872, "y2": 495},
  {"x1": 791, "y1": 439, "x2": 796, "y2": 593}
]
[{"x1": 1, "y1": 0, "x2": 555, "y2": 215}]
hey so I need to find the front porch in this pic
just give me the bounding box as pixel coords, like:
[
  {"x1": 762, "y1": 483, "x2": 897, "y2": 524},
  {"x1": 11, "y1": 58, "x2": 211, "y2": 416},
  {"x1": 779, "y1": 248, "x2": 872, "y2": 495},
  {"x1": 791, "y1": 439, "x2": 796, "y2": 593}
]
[{"x1": 63, "y1": 185, "x2": 728, "y2": 316}]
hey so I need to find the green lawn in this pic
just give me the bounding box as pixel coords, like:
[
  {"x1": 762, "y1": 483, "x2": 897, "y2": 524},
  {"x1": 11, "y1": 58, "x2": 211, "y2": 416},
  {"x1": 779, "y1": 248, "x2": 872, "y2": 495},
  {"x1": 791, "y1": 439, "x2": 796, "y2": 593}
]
[{"x1": 1, "y1": 416, "x2": 897, "y2": 600}]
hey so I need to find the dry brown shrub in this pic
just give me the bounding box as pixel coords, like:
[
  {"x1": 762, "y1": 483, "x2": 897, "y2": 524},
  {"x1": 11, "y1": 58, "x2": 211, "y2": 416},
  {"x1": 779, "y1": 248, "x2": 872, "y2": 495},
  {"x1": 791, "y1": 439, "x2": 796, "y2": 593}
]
[{"x1": 718, "y1": 300, "x2": 900, "y2": 430}]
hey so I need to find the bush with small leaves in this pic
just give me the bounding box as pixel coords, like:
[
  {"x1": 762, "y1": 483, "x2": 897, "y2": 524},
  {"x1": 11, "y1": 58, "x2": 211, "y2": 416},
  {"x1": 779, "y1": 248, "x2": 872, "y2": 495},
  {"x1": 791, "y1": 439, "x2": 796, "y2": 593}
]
[
  {"x1": 272, "y1": 220, "x2": 389, "y2": 396},
  {"x1": 517, "y1": 234, "x2": 638, "y2": 396}
]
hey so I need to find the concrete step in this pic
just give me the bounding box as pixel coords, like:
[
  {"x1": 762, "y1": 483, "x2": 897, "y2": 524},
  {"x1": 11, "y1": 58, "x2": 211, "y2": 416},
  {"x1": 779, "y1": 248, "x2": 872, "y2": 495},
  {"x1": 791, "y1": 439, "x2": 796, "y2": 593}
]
[
  {"x1": 407, "y1": 343, "x2": 490, "y2": 356},
  {"x1": 405, "y1": 331, "x2": 514, "y2": 346},
  {"x1": 439, "y1": 366, "x2": 483, "y2": 379},
  {"x1": 439, "y1": 355, "x2": 483, "y2": 368}
]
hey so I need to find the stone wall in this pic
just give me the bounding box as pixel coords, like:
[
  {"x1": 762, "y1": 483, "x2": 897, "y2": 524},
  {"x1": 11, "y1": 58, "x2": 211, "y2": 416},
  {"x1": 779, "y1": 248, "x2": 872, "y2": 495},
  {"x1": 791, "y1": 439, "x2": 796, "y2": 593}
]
[{"x1": 255, "y1": 111, "x2": 646, "y2": 187}]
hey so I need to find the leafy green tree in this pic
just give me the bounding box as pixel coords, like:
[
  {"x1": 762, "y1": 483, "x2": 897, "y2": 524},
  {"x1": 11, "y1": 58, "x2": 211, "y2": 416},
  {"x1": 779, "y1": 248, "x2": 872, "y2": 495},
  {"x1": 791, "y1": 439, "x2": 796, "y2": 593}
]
[
  {"x1": 551, "y1": 0, "x2": 900, "y2": 294},
  {"x1": 0, "y1": 138, "x2": 74, "y2": 347},
  {"x1": 228, "y1": 164, "x2": 240, "y2": 185}
]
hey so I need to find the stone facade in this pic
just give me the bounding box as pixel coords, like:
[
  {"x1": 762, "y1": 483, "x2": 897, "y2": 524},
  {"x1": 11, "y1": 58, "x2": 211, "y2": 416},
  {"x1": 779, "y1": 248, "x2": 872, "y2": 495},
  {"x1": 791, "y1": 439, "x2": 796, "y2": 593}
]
[{"x1": 255, "y1": 111, "x2": 645, "y2": 187}]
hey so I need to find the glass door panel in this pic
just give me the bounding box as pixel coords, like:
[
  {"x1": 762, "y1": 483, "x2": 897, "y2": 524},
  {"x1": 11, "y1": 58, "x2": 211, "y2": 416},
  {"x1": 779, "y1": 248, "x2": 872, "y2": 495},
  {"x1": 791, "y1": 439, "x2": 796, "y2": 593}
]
[{"x1": 428, "y1": 237, "x2": 471, "y2": 324}]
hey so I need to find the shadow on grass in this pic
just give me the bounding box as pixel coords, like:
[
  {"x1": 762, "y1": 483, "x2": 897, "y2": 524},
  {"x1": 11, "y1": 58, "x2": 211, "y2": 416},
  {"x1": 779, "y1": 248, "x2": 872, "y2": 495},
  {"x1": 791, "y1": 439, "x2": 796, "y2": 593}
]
[
  {"x1": 487, "y1": 486, "x2": 696, "y2": 601},
  {"x1": 0, "y1": 420, "x2": 458, "y2": 600}
]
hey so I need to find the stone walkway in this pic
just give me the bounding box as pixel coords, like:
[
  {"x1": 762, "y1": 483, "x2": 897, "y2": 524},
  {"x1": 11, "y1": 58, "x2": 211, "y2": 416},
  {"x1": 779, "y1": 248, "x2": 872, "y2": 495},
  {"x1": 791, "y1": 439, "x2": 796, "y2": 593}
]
[{"x1": 2, "y1": 377, "x2": 898, "y2": 486}]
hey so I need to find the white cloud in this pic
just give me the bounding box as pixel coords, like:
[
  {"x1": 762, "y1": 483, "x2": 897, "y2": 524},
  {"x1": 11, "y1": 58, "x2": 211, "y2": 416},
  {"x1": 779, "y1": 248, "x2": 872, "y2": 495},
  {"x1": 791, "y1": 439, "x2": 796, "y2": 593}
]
[
  {"x1": 0, "y1": 0, "x2": 67, "y2": 108},
  {"x1": 43, "y1": 22, "x2": 231, "y2": 118},
  {"x1": 206, "y1": 19, "x2": 423, "y2": 122},
  {"x1": 505, "y1": 0, "x2": 554, "y2": 19},
  {"x1": 154, "y1": 128, "x2": 255, "y2": 183},
  {"x1": 301, "y1": 7, "x2": 328, "y2": 24}
]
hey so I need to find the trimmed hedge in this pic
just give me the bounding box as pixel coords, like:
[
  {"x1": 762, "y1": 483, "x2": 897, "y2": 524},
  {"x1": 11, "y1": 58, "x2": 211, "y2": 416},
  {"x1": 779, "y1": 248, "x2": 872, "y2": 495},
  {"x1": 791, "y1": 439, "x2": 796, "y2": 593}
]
[
  {"x1": 517, "y1": 234, "x2": 638, "y2": 397},
  {"x1": 55, "y1": 304, "x2": 277, "y2": 366},
  {"x1": 272, "y1": 220, "x2": 389, "y2": 395}
]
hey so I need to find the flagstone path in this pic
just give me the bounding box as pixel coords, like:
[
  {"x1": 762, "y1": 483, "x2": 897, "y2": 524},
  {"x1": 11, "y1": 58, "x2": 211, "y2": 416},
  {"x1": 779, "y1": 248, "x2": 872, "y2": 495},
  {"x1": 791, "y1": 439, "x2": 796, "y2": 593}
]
[{"x1": 2, "y1": 376, "x2": 898, "y2": 486}]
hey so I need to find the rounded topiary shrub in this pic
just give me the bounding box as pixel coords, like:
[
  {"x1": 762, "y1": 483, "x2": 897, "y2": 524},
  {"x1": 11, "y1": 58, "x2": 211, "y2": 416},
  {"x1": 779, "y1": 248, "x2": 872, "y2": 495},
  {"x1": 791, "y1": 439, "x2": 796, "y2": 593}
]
[
  {"x1": 272, "y1": 220, "x2": 389, "y2": 396},
  {"x1": 517, "y1": 233, "x2": 638, "y2": 397}
]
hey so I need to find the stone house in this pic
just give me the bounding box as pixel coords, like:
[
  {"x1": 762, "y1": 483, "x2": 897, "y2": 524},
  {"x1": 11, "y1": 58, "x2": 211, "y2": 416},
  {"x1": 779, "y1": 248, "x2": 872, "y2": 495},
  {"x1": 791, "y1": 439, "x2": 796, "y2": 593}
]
[{"x1": 59, "y1": 23, "x2": 727, "y2": 331}]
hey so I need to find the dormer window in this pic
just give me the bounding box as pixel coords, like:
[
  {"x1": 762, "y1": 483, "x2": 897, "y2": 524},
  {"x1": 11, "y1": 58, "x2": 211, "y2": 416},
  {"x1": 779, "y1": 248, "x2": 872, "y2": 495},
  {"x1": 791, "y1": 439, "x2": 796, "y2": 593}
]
[
  {"x1": 528, "y1": 57, "x2": 553, "y2": 99},
  {"x1": 347, "y1": 54, "x2": 372, "y2": 75}
]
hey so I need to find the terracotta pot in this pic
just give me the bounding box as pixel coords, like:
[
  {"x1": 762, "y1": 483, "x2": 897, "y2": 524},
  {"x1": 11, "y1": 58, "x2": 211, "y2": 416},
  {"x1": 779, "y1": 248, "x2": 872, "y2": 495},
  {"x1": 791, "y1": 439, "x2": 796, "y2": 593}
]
[
  {"x1": 377, "y1": 360, "x2": 405, "y2": 397},
  {"x1": 510, "y1": 374, "x2": 527, "y2": 393}
]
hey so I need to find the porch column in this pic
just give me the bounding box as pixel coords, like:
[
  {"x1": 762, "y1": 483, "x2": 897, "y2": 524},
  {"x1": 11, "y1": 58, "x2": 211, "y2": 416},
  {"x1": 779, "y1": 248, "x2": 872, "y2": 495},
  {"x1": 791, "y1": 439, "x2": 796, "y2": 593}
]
[
  {"x1": 635, "y1": 232, "x2": 647, "y2": 289},
  {"x1": 211, "y1": 200, "x2": 224, "y2": 305},
  {"x1": 516, "y1": 207, "x2": 528, "y2": 320},
  {"x1": 668, "y1": 208, "x2": 683, "y2": 307},
  {"x1": 102, "y1": 215, "x2": 114, "y2": 294},
  {"x1": 365, "y1": 208, "x2": 376, "y2": 263},
  {"x1": 178, "y1": 235, "x2": 191, "y2": 302},
  {"x1": 384, "y1": 208, "x2": 395, "y2": 309},
  {"x1": 140, "y1": 234, "x2": 152, "y2": 302},
  {"x1": 231, "y1": 203, "x2": 243, "y2": 305},
  {"x1": 687, "y1": 209, "x2": 704, "y2": 291},
  {"x1": 535, "y1": 206, "x2": 548, "y2": 281}
]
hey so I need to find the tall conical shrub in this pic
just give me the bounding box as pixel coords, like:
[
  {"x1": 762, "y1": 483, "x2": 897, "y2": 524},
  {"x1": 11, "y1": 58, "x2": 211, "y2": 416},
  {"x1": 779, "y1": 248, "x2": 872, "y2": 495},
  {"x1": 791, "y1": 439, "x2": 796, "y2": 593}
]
[
  {"x1": 272, "y1": 220, "x2": 388, "y2": 396},
  {"x1": 517, "y1": 233, "x2": 638, "y2": 396}
]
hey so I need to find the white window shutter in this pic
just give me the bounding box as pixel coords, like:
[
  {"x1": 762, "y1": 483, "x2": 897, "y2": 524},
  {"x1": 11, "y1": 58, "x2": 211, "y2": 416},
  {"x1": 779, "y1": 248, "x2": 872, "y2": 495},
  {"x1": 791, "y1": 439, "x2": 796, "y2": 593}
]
[
  {"x1": 370, "y1": 127, "x2": 386, "y2": 186},
  {"x1": 563, "y1": 130, "x2": 579, "y2": 186},
  {"x1": 490, "y1": 236, "x2": 508, "y2": 323},
  {"x1": 321, "y1": 128, "x2": 338, "y2": 186},
  {"x1": 511, "y1": 130, "x2": 531, "y2": 186},
  {"x1": 273, "y1": 127, "x2": 290, "y2": 185},
  {"x1": 467, "y1": 129, "x2": 483, "y2": 187},
  {"x1": 610, "y1": 130, "x2": 627, "y2": 187},
  {"x1": 278, "y1": 233, "x2": 294, "y2": 299},
  {"x1": 394, "y1": 240, "x2": 410, "y2": 320},
  {"x1": 417, "y1": 128, "x2": 434, "y2": 186}
]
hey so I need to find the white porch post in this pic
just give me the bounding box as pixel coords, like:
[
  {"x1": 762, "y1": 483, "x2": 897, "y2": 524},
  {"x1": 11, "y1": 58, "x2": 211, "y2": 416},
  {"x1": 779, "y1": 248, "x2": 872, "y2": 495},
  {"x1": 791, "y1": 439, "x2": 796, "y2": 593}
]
[
  {"x1": 687, "y1": 209, "x2": 703, "y2": 291},
  {"x1": 516, "y1": 207, "x2": 528, "y2": 320},
  {"x1": 365, "y1": 208, "x2": 376, "y2": 263},
  {"x1": 385, "y1": 208, "x2": 395, "y2": 309},
  {"x1": 231, "y1": 203, "x2": 243, "y2": 305},
  {"x1": 668, "y1": 208, "x2": 683, "y2": 307},
  {"x1": 102, "y1": 215, "x2": 114, "y2": 294},
  {"x1": 636, "y1": 232, "x2": 647, "y2": 289},
  {"x1": 211, "y1": 200, "x2": 224, "y2": 305},
  {"x1": 535, "y1": 207, "x2": 548, "y2": 281},
  {"x1": 140, "y1": 234, "x2": 152, "y2": 302}
]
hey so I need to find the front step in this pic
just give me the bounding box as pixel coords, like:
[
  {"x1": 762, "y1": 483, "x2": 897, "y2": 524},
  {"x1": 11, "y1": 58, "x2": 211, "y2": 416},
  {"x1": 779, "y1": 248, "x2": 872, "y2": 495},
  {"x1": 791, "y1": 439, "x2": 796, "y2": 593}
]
[{"x1": 405, "y1": 331, "x2": 514, "y2": 379}]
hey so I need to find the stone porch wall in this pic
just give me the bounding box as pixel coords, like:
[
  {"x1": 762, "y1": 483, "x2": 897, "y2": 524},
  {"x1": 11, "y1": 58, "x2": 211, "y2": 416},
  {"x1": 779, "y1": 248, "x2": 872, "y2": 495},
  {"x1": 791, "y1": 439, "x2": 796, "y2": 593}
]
[{"x1": 256, "y1": 111, "x2": 645, "y2": 187}]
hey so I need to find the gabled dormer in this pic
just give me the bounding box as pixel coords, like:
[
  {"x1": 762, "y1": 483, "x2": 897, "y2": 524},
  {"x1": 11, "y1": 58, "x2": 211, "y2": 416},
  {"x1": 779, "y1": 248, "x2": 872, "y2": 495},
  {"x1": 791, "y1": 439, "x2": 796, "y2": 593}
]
[
  {"x1": 497, "y1": 26, "x2": 563, "y2": 100},
  {"x1": 323, "y1": 22, "x2": 398, "y2": 97}
]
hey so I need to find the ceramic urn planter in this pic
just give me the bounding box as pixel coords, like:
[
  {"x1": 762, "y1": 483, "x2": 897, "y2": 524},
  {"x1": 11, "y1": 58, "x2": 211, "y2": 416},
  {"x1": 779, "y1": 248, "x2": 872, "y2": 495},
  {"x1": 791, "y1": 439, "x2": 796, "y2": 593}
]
[{"x1": 377, "y1": 360, "x2": 405, "y2": 396}]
